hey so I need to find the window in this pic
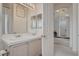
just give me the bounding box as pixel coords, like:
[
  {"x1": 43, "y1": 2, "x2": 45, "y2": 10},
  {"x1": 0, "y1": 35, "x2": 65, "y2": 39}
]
[
  {"x1": 31, "y1": 14, "x2": 42, "y2": 32},
  {"x1": 2, "y1": 7, "x2": 10, "y2": 34},
  {"x1": 31, "y1": 16, "x2": 37, "y2": 29},
  {"x1": 37, "y1": 14, "x2": 42, "y2": 29}
]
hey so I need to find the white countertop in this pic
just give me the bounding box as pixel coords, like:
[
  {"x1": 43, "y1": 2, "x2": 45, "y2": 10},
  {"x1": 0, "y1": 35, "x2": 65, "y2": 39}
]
[{"x1": 2, "y1": 33, "x2": 42, "y2": 47}]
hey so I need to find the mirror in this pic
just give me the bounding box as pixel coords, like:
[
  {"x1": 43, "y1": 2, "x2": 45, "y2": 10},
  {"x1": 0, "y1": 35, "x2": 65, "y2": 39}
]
[{"x1": 55, "y1": 8, "x2": 70, "y2": 38}]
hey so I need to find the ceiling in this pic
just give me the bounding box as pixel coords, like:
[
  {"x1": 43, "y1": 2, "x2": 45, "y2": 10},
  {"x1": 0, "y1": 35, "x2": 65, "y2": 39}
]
[{"x1": 54, "y1": 3, "x2": 72, "y2": 10}]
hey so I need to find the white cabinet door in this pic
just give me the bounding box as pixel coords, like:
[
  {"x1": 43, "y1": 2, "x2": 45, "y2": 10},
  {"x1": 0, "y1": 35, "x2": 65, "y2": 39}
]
[
  {"x1": 9, "y1": 43, "x2": 28, "y2": 56},
  {"x1": 29, "y1": 39, "x2": 42, "y2": 56},
  {"x1": 42, "y1": 4, "x2": 54, "y2": 56}
]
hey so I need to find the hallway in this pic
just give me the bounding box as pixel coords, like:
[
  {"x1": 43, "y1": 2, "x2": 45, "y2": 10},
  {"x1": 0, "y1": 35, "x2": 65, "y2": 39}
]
[{"x1": 54, "y1": 38, "x2": 77, "y2": 56}]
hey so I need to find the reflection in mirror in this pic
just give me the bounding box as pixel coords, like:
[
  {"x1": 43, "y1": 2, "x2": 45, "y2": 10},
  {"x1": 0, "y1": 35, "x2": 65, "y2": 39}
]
[{"x1": 55, "y1": 8, "x2": 70, "y2": 38}]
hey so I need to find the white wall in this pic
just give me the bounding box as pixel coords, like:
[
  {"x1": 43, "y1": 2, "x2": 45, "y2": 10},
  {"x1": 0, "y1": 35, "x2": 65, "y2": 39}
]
[
  {"x1": 0, "y1": 4, "x2": 3, "y2": 50},
  {"x1": 69, "y1": 4, "x2": 73, "y2": 48},
  {"x1": 72, "y1": 4, "x2": 78, "y2": 53}
]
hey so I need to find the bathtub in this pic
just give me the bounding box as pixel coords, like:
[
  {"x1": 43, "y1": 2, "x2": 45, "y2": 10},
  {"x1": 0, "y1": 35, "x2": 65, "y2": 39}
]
[{"x1": 2, "y1": 33, "x2": 42, "y2": 56}]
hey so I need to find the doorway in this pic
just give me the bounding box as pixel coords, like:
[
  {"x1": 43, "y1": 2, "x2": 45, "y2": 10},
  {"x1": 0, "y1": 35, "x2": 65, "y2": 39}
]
[
  {"x1": 53, "y1": 3, "x2": 76, "y2": 56},
  {"x1": 42, "y1": 3, "x2": 76, "y2": 56}
]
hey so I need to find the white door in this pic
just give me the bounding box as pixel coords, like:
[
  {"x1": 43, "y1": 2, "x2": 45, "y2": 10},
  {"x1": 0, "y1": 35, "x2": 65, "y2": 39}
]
[
  {"x1": 42, "y1": 4, "x2": 54, "y2": 56},
  {"x1": 78, "y1": 4, "x2": 79, "y2": 55}
]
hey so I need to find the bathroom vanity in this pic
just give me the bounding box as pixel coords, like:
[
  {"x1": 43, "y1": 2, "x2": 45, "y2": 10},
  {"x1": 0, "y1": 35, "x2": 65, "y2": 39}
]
[{"x1": 2, "y1": 33, "x2": 42, "y2": 56}]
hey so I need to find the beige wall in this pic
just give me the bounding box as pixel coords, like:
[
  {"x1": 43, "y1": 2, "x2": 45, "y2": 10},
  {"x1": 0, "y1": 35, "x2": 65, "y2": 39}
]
[{"x1": 13, "y1": 4, "x2": 28, "y2": 33}]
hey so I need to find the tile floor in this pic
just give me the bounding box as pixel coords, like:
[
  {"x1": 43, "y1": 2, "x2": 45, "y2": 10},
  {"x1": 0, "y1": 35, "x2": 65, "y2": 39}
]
[{"x1": 54, "y1": 38, "x2": 77, "y2": 56}]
